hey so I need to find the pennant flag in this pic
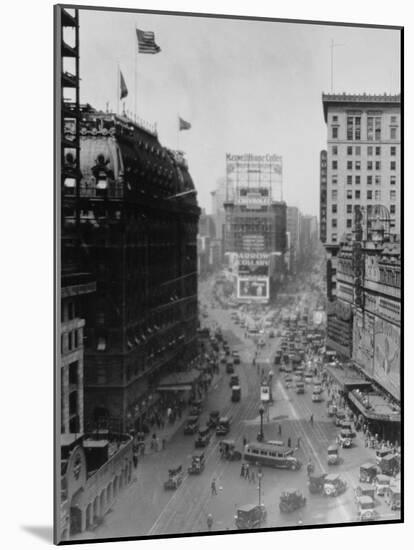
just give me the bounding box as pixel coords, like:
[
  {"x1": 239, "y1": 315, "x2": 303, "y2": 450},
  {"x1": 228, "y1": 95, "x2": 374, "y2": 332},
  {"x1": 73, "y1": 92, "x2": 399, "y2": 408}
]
[
  {"x1": 120, "y1": 70, "x2": 128, "y2": 100},
  {"x1": 136, "y1": 28, "x2": 161, "y2": 54},
  {"x1": 179, "y1": 117, "x2": 191, "y2": 131}
]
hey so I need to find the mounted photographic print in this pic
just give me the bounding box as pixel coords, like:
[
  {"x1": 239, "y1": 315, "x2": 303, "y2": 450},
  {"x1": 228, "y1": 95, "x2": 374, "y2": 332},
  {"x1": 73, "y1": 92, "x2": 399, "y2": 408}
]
[{"x1": 54, "y1": 3, "x2": 403, "y2": 544}]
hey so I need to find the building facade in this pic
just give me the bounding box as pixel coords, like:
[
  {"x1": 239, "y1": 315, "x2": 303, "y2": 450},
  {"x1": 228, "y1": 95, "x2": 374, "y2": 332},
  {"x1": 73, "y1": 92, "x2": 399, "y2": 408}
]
[
  {"x1": 321, "y1": 93, "x2": 401, "y2": 301},
  {"x1": 286, "y1": 206, "x2": 301, "y2": 275},
  {"x1": 61, "y1": 106, "x2": 200, "y2": 435}
]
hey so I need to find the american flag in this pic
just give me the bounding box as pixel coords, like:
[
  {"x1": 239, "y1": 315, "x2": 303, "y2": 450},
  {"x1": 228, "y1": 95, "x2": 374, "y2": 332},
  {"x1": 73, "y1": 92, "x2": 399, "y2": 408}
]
[{"x1": 136, "y1": 29, "x2": 161, "y2": 54}]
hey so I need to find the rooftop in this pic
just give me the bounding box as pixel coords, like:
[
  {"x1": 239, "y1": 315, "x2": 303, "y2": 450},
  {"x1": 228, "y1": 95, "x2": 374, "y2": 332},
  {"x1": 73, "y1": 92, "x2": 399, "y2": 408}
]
[{"x1": 322, "y1": 93, "x2": 401, "y2": 121}]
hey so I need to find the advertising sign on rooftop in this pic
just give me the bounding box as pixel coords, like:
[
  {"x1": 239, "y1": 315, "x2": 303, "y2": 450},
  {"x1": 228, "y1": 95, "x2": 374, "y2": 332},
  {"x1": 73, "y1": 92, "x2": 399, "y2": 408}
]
[{"x1": 237, "y1": 276, "x2": 269, "y2": 301}]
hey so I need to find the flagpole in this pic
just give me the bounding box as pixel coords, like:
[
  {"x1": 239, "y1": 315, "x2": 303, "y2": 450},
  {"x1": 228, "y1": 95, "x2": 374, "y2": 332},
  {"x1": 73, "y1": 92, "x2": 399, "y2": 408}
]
[{"x1": 117, "y1": 63, "x2": 120, "y2": 115}]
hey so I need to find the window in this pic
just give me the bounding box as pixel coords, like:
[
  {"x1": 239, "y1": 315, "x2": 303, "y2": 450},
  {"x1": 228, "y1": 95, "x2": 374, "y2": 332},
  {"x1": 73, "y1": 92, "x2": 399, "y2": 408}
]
[
  {"x1": 367, "y1": 146, "x2": 373, "y2": 156},
  {"x1": 390, "y1": 190, "x2": 396, "y2": 201},
  {"x1": 367, "y1": 190, "x2": 373, "y2": 200},
  {"x1": 346, "y1": 190, "x2": 352, "y2": 199},
  {"x1": 332, "y1": 126, "x2": 338, "y2": 139},
  {"x1": 74, "y1": 330, "x2": 79, "y2": 349},
  {"x1": 355, "y1": 161, "x2": 361, "y2": 170},
  {"x1": 375, "y1": 161, "x2": 381, "y2": 170},
  {"x1": 332, "y1": 160, "x2": 338, "y2": 170},
  {"x1": 332, "y1": 233, "x2": 338, "y2": 243},
  {"x1": 332, "y1": 175, "x2": 338, "y2": 185},
  {"x1": 375, "y1": 190, "x2": 381, "y2": 201},
  {"x1": 347, "y1": 146, "x2": 352, "y2": 155},
  {"x1": 68, "y1": 332, "x2": 73, "y2": 351},
  {"x1": 367, "y1": 175, "x2": 373, "y2": 185},
  {"x1": 390, "y1": 127, "x2": 397, "y2": 139},
  {"x1": 97, "y1": 336, "x2": 107, "y2": 351},
  {"x1": 391, "y1": 115, "x2": 397, "y2": 123},
  {"x1": 375, "y1": 146, "x2": 381, "y2": 156},
  {"x1": 347, "y1": 161, "x2": 352, "y2": 170},
  {"x1": 390, "y1": 204, "x2": 396, "y2": 214},
  {"x1": 375, "y1": 175, "x2": 381, "y2": 186},
  {"x1": 332, "y1": 204, "x2": 337, "y2": 213},
  {"x1": 332, "y1": 115, "x2": 338, "y2": 122},
  {"x1": 355, "y1": 146, "x2": 361, "y2": 156},
  {"x1": 332, "y1": 146, "x2": 338, "y2": 155},
  {"x1": 390, "y1": 146, "x2": 396, "y2": 156},
  {"x1": 355, "y1": 190, "x2": 360, "y2": 199},
  {"x1": 347, "y1": 175, "x2": 352, "y2": 185},
  {"x1": 367, "y1": 161, "x2": 373, "y2": 170},
  {"x1": 347, "y1": 116, "x2": 361, "y2": 140},
  {"x1": 346, "y1": 219, "x2": 352, "y2": 228},
  {"x1": 390, "y1": 175, "x2": 396, "y2": 185},
  {"x1": 390, "y1": 161, "x2": 396, "y2": 170},
  {"x1": 346, "y1": 204, "x2": 353, "y2": 214},
  {"x1": 332, "y1": 190, "x2": 338, "y2": 200},
  {"x1": 97, "y1": 368, "x2": 107, "y2": 384},
  {"x1": 331, "y1": 219, "x2": 337, "y2": 228},
  {"x1": 367, "y1": 116, "x2": 381, "y2": 140},
  {"x1": 355, "y1": 175, "x2": 361, "y2": 185}
]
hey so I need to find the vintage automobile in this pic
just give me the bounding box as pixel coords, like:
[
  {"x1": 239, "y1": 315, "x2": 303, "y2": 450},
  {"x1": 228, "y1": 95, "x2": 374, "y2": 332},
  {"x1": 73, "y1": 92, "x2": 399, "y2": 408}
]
[
  {"x1": 229, "y1": 374, "x2": 240, "y2": 387},
  {"x1": 296, "y1": 381, "x2": 305, "y2": 394},
  {"x1": 357, "y1": 496, "x2": 377, "y2": 521},
  {"x1": 279, "y1": 490, "x2": 307, "y2": 513},
  {"x1": 323, "y1": 473, "x2": 347, "y2": 497},
  {"x1": 313, "y1": 384, "x2": 322, "y2": 395},
  {"x1": 234, "y1": 504, "x2": 267, "y2": 529},
  {"x1": 274, "y1": 351, "x2": 282, "y2": 365},
  {"x1": 305, "y1": 373, "x2": 313, "y2": 384},
  {"x1": 334, "y1": 410, "x2": 347, "y2": 427},
  {"x1": 312, "y1": 390, "x2": 322, "y2": 403},
  {"x1": 232, "y1": 351, "x2": 241, "y2": 364},
  {"x1": 183, "y1": 415, "x2": 200, "y2": 435},
  {"x1": 327, "y1": 444, "x2": 340, "y2": 465},
  {"x1": 231, "y1": 385, "x2": 241, "y2": 402},
  {"x1": 208, "y1": 410, "x2": 220, "y2": 429},
  {"x1": 355, "y1": 483, "x2": 376, "y2": 500},
  {"x1": 195, "y1": 426, "x2": 211, "y2": 448},
  {"x1": 219, "y1": 439, "x2": 242, "y2": 461},
  {"x1": 216, "y1": 416, "x2": 231, "y2": 436},
  {"x1": 226, "y1": 359, "x2": 235, "y2": 374},
  {"x1": 338, "y1": 428, "x2": 356, "y2": 449},
  {"x1": 284, "y1": 374, "x2": 293, "y2": 387},
  {"x1": 327, "y1": 404, "x2": 337, "y2": 417},
  {"x1": 386, "y1": 483, "x2": 401, "y2": 511},
  {"x1": 375, "y1": 474, "x2": 391, "y2": 496},
  {"x1": 376, "y1": 447, "x2": 392, "y2": 464},
  {"x1": 164, "y1": 465, "x2": 184, "y2": 490},
  {"x1": 360, "y1": 463, "x2": 378, "y2": 483},
  {"x1": 187, "y1": 452, "x2": 205, "y2": 475},
  {"x1": 378, "y1": 454, "x2": 398, "y2": 476},
  {"x1": 308, "y1": 472, "x2": 327, "y2": 494},
  {"x1": 189, "y1": 399, "x2": 203, "y2": 416}
]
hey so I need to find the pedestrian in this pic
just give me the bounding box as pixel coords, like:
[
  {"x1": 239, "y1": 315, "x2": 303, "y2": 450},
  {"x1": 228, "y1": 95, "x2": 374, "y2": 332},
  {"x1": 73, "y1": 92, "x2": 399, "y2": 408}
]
[
  {"x1": 287, "y1": 437, "x2": 291, "y2": 448},
  {"x1": 133, "y1": 452, "x2": 138, "y2": 469},
  {"x1": 243, "y1": 436, "x2": 247, "y2": 447},
  {"x1": 244, "y1": 463, "x2": 250, "y2": 480},
  {"x1": 278, "y1": 424, "x2": 282, "y2": 437},
  {"x1": 207, "y1": 513, "x2": 213, "y2": 531},
  {"x1": 211, "y1": 478, "x2": 217, "y2": 495},
  {"x1": 297, "y1": 437, "x2": 301, "y2": 449},
  {"x1": 310, "y1": 414, "x2": 314, "y2": 425},
  {"x1": 240, "y1": 463, "x2": 245, "y2": 477}
]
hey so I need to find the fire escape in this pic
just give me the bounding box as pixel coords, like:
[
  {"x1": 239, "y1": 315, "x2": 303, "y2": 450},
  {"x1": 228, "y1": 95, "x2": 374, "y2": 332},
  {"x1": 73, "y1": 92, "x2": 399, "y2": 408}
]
[{"x1": 58, "y1": 7, "x2": 80, "y2": 273}]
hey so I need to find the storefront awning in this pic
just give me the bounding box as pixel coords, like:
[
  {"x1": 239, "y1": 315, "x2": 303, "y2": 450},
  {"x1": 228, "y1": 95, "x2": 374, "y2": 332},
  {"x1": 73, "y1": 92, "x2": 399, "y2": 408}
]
[
  {"x1": 325, "y1": 365, "x2": 371, "y2": 391},
  {"x1": 348, "y1": 392, "x2": 401, "y2": 423},
  {"x1": 157, "y1": 384, "x2": 192, "y2": 392}
]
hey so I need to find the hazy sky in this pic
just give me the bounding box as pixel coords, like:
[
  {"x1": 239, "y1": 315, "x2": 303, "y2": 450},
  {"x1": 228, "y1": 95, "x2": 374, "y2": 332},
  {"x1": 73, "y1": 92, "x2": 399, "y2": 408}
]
[{"x1": 75, "y1": 9, "x2": 400, "y2": 216}]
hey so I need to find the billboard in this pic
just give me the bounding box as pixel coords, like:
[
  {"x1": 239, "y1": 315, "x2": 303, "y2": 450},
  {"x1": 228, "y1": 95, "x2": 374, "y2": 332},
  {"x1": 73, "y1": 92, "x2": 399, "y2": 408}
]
[
  {"x1": 226, "y1": 153, "x2": 283, "y2": 203},
  {"x1": 373, "y1": 318, "x2": 400, "y2": 400},
  {"x1": 242, "y1": 234, "x2": 265, "y2": 252},
  {"x1": 237, "y1": 276, "x2": 269, "y2": 301},
  {"x1": 238, "y1": 252, "x2": 269, "y2": 277}
]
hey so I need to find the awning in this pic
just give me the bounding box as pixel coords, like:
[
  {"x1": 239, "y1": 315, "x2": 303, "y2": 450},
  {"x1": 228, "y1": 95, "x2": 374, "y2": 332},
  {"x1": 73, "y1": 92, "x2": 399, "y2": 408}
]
[
  {"x1": 348, "y1": 392, "x2": 401, "y2": 423},
  {"x1": 325, "y1": 365, "x2": 371, "y2": 391},
  {"x1": 157, "y1": 384, "x2": 192, "y2": 392}
]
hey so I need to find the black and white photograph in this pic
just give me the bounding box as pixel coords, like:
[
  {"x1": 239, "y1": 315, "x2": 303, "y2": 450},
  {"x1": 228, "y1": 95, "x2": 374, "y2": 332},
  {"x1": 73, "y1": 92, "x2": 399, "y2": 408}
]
[{"x1": 55, "y1": 4, "x2": 402, "y2": 544}]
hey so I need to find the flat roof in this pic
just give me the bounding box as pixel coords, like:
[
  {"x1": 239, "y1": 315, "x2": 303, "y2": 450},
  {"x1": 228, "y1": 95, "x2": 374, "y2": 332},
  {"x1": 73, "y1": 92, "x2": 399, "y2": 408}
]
[{"x1": 322, "y1": 92, "x2": 400, "y2": 122}]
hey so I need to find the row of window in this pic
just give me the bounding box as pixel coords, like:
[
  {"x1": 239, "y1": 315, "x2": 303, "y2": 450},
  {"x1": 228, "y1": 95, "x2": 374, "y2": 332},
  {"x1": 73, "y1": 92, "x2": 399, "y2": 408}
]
[
  {"x1": 61, "y1": 328, "x2": 81, "y2": 354},
  {"x1": 331, "y1": 203, "x2": 396, "y2": 215},
  {"x1": 331, "y1": 174, "x2": 397, "y2": 186},
  {"x1": 331, "y1": 116, "x2": 398, "y2": 141},
  {"x1": 331, "y1": 160, "x2": 397, "y2": 170},
  {"x1": 331, "y1": 189, "x2": 397, "y2": 201},
  {"x1": 331, "y1": 217, "x2": 397, "y2": 229},
  {"x1": 331, "y1": 145, "x2": 397, "y2": 156}
]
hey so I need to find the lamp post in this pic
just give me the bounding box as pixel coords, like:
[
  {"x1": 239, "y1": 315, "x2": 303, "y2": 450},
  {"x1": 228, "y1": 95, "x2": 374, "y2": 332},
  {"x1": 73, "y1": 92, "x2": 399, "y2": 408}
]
[
  {"x1": 257, "y1": 466, "x2": 263, "y2": 507},
  {"x1": 257, "y1": 405, "x2": 264, "y2": 442}
]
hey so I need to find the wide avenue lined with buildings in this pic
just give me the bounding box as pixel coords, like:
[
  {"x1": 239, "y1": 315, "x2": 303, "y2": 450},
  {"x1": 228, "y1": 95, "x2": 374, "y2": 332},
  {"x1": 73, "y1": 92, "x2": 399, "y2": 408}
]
[{"x1": 57, "y1": 7, "x2": 401, "y2": 542}]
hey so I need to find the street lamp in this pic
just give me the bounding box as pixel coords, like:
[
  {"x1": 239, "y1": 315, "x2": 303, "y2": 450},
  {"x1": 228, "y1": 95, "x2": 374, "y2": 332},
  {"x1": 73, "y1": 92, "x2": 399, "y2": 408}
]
[
  {"x1": 257, "y1": 405, "x2": 265, "y2": 442},
  {"x1": 257, "y1": 466, "x2": 263, "y2": 507}
]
